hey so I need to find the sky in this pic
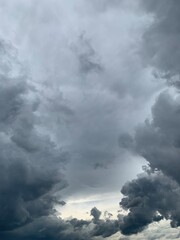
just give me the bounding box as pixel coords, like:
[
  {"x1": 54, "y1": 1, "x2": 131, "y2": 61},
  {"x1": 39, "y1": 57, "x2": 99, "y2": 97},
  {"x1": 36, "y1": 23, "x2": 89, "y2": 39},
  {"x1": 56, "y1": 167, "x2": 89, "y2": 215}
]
[{"x1": 0, "y1": 0, "x2": 180, "y2": 239}]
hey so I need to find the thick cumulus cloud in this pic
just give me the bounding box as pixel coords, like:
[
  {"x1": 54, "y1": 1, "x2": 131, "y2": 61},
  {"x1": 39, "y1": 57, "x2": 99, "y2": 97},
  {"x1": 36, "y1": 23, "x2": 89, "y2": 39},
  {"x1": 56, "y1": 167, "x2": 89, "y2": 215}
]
[
  {"x1": 119, "y1": 91, "x2": 180, "y2": 234},
  {"x1": 118, "y1": 0, "x2": 180, "y2": 235},
  {"x1": 0, "y1": 0, "x2": 161, "y2": 200},
  {"x1": 91, "y1": 207, "x2": 102, "y2": 223},
  {"x1": 120, "y1": 91, "x2": 180, "y2": 184},
  {"x1": 0, "y1": 37, "x2": 120, "y2": 240},
  {"x1": 0, "y1": 210, "x2": 119, "y2": 240},
  {"x1": 0, "y1": 0, "x2": 171, "y2": 239},
  {"x1": 0, "y1": 39, "x2": 68, "y2": 236},
  {"x1": 120, "y1": 171, "x2": 180, "y2": 235},
  {"x1": 141, "y1": 0, "x2": 180, "y2": 87}
]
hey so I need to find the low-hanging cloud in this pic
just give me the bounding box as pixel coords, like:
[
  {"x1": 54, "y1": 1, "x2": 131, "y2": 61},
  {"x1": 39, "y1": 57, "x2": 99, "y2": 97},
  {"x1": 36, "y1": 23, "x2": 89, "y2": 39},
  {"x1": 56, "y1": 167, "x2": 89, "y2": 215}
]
[
  {"x1": 0, "y1": 33, "x2": 120, "y2": 240},
  {"x1": 141, "y1": 0, "x2": 180, "y2": 87},
  {"x1": 119, "y1": 171, "x2": 180, "y2": 235},
  {"x1": 0, "y1": 0, "x2": 174, "y2": 238},
  {"x1": 119, "y1": 0, "x2": 180, "y2": 235},
  {"x1": 119, "y1": 91, "x2": 180, "y2": 235},
  {"x1": 0, "y1": 39, "x2": 69, "y2": 237}
]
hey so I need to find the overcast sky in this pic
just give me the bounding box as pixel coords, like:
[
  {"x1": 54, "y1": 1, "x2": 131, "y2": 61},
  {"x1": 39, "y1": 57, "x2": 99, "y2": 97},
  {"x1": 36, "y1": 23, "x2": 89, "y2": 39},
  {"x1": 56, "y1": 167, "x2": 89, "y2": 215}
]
[{"x1": 0, "y1": 1, "x2": 180, "y2": 239}]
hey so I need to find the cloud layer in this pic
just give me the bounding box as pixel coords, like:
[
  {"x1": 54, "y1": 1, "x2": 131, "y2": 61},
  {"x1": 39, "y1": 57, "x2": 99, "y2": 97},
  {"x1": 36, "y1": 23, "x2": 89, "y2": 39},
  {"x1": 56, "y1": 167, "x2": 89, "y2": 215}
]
[
  {"x1": 0, "y1": 38, "x2": 120, "y2": 240},
  {"x1": 119, "y1": 0, "x2": 180, "y2": 235},
  {"x1": 1, "y1": 0, "x2": 178, "y2": 238},
  {"x1": 0, "y1": 39, "x2": 70, "y2": 236}
]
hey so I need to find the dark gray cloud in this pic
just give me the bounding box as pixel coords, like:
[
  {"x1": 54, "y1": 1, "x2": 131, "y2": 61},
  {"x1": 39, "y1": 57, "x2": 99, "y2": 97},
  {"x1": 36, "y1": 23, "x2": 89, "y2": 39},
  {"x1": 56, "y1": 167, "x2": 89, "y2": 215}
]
[
  {"x1": 91, "y1": 207, "x2": 102, "y2": 223},
  {"x1": 0, "y1": 0, "x2": 170, "y2": 239},
  {"x1": 0, "y1": 216, "x2": 89, "y2": 240},
  {"x1": 92, "y1": 219, "x2": 119, "y2": 238},
  {"x1": 119, "y1": 172, "x2": 180, "y2": 235},
  {"x1": 0, "y1": 36, "x2": 118, "y2": 240},
  {"x1": 90, "y1": 207, "x2": 119, "y2": 238},
  {"x1": 141, "y1": 0, "x2": 180, "y2": 87},
  {"x1": 134, "y1": 92, "x2": 180, "y2": 184},
  {"x1": 119, "y1": 91, "x2": 180, "y2": 235},
  {"x1": 0, "y1": 33, "x2": 120, "y2": 240},
  {"x1": 119, "y1": 0, "x2": 180, "y2": 235},
  {"x1": 0, "y1": 39, "x2": 69, "y2": 236},
  {"x1": 0, "y1": 206, "x2": 118, "y2": 240}
]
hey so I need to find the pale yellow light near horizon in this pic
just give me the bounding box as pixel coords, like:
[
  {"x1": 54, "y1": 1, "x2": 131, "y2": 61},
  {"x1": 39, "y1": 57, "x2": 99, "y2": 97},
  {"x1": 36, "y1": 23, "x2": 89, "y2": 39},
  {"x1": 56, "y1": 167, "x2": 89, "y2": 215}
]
[{"x1": 57, "y1": 192, "x2": 123, "y2": 220}]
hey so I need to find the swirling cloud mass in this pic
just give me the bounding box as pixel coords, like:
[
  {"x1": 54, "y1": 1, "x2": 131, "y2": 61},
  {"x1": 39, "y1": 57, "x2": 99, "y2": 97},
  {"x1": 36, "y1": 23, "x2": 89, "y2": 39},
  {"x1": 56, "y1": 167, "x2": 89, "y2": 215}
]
[{"x1": 0, "y1": 1, "x2": 180, "y2": 239}]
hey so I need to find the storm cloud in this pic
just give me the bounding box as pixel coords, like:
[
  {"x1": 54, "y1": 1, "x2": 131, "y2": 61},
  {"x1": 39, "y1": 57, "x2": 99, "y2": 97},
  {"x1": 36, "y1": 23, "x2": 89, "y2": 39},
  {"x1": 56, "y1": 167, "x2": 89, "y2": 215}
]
[
  {"x1": 0, "y1": 35, "x2": 121, "y2": 240},
  {"x1": 119, "y1": 91, "x2": 180, "y2": 235},
  {"x1": 119, "y1": 171, "x2": 180, "y2": 235},
  {"x1": 119, "y1": 0, "x2": 180, "y2": 235},
  {"x1": 0, "y1": 0, "x2": 178, "y2": 239},
  {"x1": 0, "y1": 39, "x2": 69, "y2": 236},
  {"x1": 141, "y1": 0, "x2": 180, "y2": 87}
]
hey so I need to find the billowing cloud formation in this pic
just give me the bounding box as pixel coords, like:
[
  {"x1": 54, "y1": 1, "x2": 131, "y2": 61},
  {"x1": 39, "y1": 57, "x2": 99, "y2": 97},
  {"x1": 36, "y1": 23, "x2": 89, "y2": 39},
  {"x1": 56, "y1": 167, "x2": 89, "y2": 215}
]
[
  {"x1": 0, "y1": 37, "x2": 121, "y2": 240},
  {"x1": 0, "y1": 212, "x2": 119, "y2": 240},
  {"x1": 120, "y1": 91, "x2": 180, "y2": 184},
  {"x1": 0, "y1": 0, "x2": 159, "y2": 200},
  {"x1": 90, "y1": 207, "x2": 119, "y2": 238},
  {"x1": 119, "y1": 0, "x2": 180, "y2": 235},
  {"x1": 119, "y1": 91, "x2": 180, "y2": 234},
  {"x1": 120, "y1": 171, "x2": 180, "y2": 235},
  {"x1": 91, "y1": 207, "x2": 102, "y2": 223},
  {"x1": 0, "y1": 39, "x2": 69, "y2": 236},
  {"x1": 141, "y1": 0, "x2": 180, "y2": 87},
  {"x1": 0, "y1": 0, "x2": 174, "y2": 238}
]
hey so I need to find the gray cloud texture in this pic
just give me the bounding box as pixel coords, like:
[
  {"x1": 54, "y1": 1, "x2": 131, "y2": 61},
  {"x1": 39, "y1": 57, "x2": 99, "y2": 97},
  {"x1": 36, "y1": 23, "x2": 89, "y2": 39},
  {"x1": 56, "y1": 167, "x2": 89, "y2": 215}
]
[
  {"x1": 0, "y1": 0, "x2": 158, "y2": 199},
  {"x1": 141, "y1": 0, "x2": 180, "y2": 87},
  {"x1": 0, "y1": 1, "x2": 140, "y2": 238},
  {"x1": 0, "y1": 39, "x2": 69, "y2": 235},
  {"x1": 119, "y1": 0, "x2": 180, "y2": 235},
  {"x1": 0, "y1": 37, "x2": 121, "y2": 240},
  {"x1": 0, "y1": 0, "x2": 177, "y2": 239}
]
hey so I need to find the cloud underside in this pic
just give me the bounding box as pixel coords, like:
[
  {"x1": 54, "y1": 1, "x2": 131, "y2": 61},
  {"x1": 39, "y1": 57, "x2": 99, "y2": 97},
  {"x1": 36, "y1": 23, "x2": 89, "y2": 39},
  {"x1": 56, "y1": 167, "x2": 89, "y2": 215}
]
[
  {"x1": 119, "y1": 0, "x2": 180, "y2": 235},
  {"x1": 1, "y1": 0, "x2": 180, "y2": 239},
  {"x1": 0, "y1": 39, "x2": 121, "y2": 240}
]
